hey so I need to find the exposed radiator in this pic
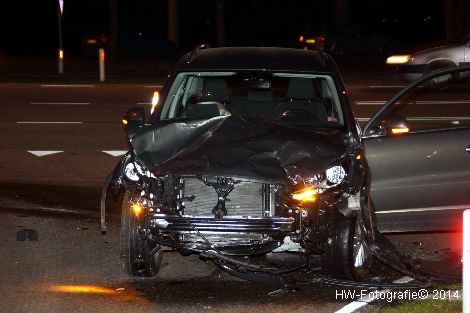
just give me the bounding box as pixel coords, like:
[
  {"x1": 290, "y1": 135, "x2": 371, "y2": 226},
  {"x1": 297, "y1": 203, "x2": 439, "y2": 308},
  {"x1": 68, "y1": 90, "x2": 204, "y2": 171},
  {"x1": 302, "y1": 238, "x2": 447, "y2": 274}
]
[{"x1": 182, "y1": 177, "x2": 270, "y2": 217}]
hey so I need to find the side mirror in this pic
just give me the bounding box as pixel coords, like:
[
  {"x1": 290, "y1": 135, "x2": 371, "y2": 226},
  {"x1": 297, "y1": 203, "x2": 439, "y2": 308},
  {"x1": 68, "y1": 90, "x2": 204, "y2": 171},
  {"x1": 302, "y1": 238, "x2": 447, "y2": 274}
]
[
  {"x1": 123, "y1": 107, "x2": 145, "y2": 126},
  {"x1": 367, "y1": 114, "x2": 410, "y2": 136}
]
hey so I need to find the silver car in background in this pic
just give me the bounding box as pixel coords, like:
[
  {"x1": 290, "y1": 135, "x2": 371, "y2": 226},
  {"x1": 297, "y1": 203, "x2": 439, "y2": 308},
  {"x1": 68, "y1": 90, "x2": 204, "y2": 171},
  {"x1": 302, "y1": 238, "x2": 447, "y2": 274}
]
[{"x1": 386, "y1": 38, "x2": 470, "y2": 81}]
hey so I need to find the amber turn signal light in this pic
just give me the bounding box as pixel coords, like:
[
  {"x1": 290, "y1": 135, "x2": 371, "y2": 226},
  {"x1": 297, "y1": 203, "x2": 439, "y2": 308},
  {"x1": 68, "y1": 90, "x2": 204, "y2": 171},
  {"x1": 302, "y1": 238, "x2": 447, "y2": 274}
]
[
  {"x1": 131, "y1": 204, "x2": 143, "y2": 216},
  {"x1": 292, "y1": 187, "x2": 317, "y2": 203}
]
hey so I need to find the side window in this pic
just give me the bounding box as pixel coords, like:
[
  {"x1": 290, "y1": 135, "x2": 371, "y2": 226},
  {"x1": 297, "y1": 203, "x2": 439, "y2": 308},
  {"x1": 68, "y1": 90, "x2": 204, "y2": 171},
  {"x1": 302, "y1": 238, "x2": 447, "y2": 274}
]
[
  {"x1": 161, "y1": 75, "x2": 189, "y2": 119},
  {"x1": 374, "y1": 68, "x2": 470, "y2": 133},
  {"x1": 319, "y1": 78, "x2": 344, "y2": 125}
]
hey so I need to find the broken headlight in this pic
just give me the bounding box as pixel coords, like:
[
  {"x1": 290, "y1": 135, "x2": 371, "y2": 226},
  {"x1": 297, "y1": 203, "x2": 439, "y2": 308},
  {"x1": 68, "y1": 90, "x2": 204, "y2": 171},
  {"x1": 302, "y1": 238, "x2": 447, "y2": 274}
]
[
  {"x1": 302, "y1": 163, "x2": 348, "y2": 191},
  {"x1": 326, "y1": 165, "x2": 346, "y2": 185}
]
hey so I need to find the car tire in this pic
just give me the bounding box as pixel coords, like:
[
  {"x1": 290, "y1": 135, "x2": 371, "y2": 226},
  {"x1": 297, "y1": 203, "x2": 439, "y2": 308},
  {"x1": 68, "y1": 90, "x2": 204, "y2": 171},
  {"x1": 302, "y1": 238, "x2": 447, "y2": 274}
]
[
  {"x1": 424, "y1": 62, "x2": 457, "y2": 89},
  {"x1": 121, "y1": 190, "x2": 162, "y2": 278},
  {"x1": 324, "y1": 212, "x2": 373, "y2": 280},
  {"x1": 424, "y1": 61, "x2": 455, "y2": 75}
]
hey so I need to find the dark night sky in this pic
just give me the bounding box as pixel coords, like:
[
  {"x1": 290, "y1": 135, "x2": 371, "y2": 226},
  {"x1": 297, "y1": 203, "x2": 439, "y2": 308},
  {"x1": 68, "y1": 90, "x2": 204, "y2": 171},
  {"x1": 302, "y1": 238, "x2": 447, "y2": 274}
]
[{"x1": 0, "y1": 0, "x2": 462, "y2": 57}]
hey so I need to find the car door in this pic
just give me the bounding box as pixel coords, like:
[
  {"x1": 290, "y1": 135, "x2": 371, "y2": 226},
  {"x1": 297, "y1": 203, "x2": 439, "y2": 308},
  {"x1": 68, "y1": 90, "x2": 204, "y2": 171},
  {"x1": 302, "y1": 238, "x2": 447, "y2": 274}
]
[{"x1": 362, "y1": 66, "x2": 470, "y2": 232}]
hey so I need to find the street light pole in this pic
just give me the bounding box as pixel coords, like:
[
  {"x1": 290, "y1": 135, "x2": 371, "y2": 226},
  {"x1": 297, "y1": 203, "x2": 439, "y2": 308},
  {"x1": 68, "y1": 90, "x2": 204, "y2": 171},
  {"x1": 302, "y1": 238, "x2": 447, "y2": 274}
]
[{"x1": 57, "y1": 0, "x2": 64, "y2": 74}]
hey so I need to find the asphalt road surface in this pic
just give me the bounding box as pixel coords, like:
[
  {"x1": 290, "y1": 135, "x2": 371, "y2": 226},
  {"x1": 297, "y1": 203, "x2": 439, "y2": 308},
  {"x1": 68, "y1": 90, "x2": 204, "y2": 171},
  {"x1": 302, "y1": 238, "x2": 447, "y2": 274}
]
[{"x1": 0, "y1": 81, "x2": 462, "y2": 313}]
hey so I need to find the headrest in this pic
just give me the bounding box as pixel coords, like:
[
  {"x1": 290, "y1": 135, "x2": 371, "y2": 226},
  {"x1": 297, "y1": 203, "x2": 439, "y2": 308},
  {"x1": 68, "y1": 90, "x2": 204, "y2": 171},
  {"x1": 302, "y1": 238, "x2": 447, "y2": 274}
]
[
  {"x1": 200, "y1": 78, "x2": 230, "y2": 103},
  {"x1": 247, "y1": 90, "x2": 274, "y2": 102},
  {"x1": 286, "y1": 78, "x2": 316, "y2": 100}
]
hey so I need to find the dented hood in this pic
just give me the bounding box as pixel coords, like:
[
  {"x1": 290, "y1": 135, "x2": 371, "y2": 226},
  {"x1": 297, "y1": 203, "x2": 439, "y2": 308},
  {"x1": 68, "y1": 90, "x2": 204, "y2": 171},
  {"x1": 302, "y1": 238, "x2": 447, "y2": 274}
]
[{"x1": 128, "y1": 116, "x2": 350, "y2": 182}]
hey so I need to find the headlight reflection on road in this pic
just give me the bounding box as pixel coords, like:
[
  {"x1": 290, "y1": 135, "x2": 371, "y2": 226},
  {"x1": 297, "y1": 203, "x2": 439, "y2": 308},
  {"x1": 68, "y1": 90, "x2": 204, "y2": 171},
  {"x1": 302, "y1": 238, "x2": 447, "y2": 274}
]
[
  {"x1": 50, "y1": 285, "x2": 116, "y2": 294},
  {"x1": 48, "y1": 285, "x2": 147, "y2": 303}
]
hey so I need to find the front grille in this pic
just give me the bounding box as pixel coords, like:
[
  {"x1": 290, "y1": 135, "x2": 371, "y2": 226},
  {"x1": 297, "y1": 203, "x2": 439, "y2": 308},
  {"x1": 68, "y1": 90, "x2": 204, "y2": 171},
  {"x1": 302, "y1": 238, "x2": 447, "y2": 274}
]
[{"x1": 182, "y1": 177, "x2": 269, "y2": 217}]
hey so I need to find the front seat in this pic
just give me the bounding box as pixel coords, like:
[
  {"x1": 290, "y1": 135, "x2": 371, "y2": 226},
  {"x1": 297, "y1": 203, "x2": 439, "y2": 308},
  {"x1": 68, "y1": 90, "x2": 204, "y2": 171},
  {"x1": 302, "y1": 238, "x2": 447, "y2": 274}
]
[
  {"x1": 276, "y1": 77, "x2": 327, "y2": 121},
  {"x1": 184, "y1": 78, "x2": 231, "y2": 118},
  {"x1": 244, "y1": 89, "x2": 275, "y2": 118}
]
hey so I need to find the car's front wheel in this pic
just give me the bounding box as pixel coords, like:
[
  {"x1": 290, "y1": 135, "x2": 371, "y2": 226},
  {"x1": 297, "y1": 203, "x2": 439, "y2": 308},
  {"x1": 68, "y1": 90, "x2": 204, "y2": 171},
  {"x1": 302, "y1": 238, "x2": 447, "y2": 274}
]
[
  {"x1": 324, "y1": 212, "x2": 373, "y2": 280},
  {"x1": 121, "y1": 191, "x2": 162, "y2": 278}
]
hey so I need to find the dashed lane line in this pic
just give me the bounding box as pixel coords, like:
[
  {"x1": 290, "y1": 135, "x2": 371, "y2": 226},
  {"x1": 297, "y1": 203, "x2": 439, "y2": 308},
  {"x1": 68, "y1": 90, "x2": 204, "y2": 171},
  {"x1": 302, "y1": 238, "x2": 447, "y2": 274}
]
[
  {"x1": 356, "y1": 116, "x2": 470, "y2": 122},
  {"x1": 30, "y1": 102, "x2": 90, "y2": 105},
  {"x1": 16, "y1": 121, "x2": 83, "y2": 124},
  {"x1": 40, "y1": 84, "x2": 96, "y2": 88},
  {"x1": 368, "y1": 85, "x2": 406, "y2": 88},
  {"x1": 355, "y1": 100, "x2": 470, "y2": 106}
]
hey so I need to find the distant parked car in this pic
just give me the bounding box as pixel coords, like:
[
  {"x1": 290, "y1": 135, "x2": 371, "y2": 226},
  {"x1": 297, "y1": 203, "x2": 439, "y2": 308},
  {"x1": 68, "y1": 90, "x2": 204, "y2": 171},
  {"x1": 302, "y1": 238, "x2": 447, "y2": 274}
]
[
  {"x1": 80, "y1": 31, "x2": 108, "y2": 57},
  {"x1": 81, "y1": 31, "x2": 177, "y2": 58},
  {"x1": 386, "y1": 37, "x2": 470, "y2": 81},
  {"x1": 299, "y1": 25, "x2": 392, "y2": 55}
]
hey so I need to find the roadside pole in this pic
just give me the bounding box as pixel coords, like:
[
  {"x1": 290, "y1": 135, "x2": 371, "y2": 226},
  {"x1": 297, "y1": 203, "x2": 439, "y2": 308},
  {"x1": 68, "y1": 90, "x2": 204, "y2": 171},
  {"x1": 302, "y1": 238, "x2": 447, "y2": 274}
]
[
  {"x1": 464, "y1": 210, "x2": 470, "y2": 313},
  {"x1": 57, "y1": 0, "x2": 64, "y2": 74},
  {"x1": 99, "y1": 49, "x2": 105, "y2": 82}
]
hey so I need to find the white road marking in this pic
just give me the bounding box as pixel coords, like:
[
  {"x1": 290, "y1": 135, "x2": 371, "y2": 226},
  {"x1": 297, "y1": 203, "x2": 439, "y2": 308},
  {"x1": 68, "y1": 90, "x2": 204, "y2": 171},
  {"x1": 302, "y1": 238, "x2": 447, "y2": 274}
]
[
  {"x1": 376, "y1": 205, "x2": 470, "y2": 214},
  {"x1": 30, "y1": 102, "x2": 90, "y2": 105},
  {"x1": 17, "y1": 121, "x2": 83, "y2": 124},
  {"x1": 0, "y1": 196, "x2": 86, "y2": 215},
  {"x1": 144, "y1": 85, "x2": 163, "y2": 88},
  {"x1": 408, "y1": 116, "x2": 470, "y2": 121},
  {"x1": 102, "y1": 150, "x2": 127, "y2": 157},
  {"x1": 334, "y1": 276, "x2": 414, "y2": 313},
  {"x1": 368, "y1": 85, "x2": 406, "y2": 88},
  {"x1": 40, "y1": 84, "x2": 96, "y2": 88},
  {"x1": 354, "y1": 101, "x2": 385, "y2": 106},
  {"x1": 355, "y1": 100, "x2": 470, "y2": 106},
  {"x1": 356, "y1": 116, "x2": 470, "y2": 122},
  {"x1": 28, "y1": 150, "x2": 64, "y2": 157}
]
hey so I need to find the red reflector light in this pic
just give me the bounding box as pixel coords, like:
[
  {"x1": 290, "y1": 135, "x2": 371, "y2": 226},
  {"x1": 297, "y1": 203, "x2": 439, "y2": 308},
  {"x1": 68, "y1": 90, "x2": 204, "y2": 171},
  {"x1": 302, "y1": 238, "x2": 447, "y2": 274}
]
[
  {"x1": 100, "y1": 50, "x2": 105, "y2": 61},
  {"x1": 299, "y1": 35, "x2": 305, "y2": 42},
  {"x1": 319, "y1": 36, "x2": 325, "y2": 44}
]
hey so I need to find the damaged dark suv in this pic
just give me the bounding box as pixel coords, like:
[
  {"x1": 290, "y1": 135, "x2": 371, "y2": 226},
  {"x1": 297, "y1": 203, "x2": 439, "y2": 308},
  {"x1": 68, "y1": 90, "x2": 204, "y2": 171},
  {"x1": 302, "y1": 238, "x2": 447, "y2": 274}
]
[{"x1": 102, "y1": 47, "x2": 470, "y2": 286}]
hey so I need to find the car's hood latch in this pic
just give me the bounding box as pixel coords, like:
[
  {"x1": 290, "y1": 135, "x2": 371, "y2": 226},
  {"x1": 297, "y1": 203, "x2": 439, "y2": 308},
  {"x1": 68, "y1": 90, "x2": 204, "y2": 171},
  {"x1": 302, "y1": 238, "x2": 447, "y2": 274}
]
[{"x1": 203, "y1": 176, "x2": 235, "y2": 219}]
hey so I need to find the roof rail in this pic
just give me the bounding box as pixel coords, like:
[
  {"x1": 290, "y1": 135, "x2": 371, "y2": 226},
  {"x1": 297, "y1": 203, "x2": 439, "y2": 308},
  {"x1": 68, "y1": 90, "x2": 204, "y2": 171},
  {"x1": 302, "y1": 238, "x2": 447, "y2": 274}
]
[
  {"x1": 195, "y1": 43, "x2": 211, "y2": 51},
  {"x1": 187, "y1": 43, "x2": 211, "y2": 63}
]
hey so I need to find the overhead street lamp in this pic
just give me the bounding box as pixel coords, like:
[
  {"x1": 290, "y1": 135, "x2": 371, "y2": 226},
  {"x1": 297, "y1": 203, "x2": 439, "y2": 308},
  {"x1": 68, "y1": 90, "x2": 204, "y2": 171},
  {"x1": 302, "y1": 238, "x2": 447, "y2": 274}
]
[{"x1": 57, "y1": 0, "x2": 64, "y2": 74}]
